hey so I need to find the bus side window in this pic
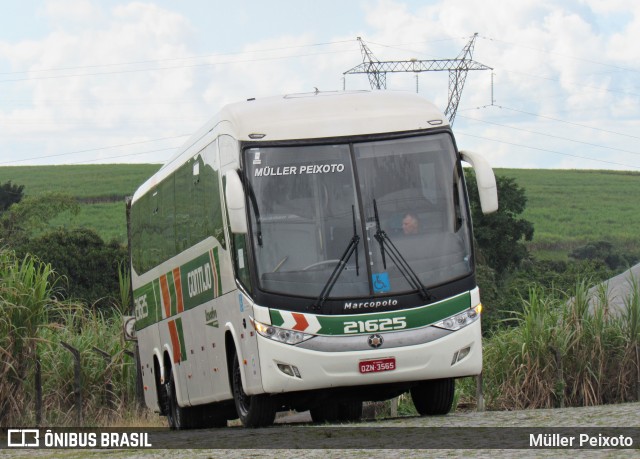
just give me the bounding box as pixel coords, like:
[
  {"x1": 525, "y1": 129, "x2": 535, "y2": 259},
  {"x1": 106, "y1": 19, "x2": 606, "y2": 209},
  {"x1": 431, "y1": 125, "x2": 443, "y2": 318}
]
[
  {"x1": 220, "y1": 145, "x2": 252, "y2": 291},
  {"x1": 233, "y1": 233, "x2": 251, "y2": 291}
]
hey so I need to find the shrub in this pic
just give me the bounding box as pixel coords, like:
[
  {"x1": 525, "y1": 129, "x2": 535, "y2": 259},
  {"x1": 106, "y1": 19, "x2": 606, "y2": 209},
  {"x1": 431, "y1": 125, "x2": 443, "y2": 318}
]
[
  {"x1": 19, "y1": 227, "x2": 128, "y2": 310},
  {"x1": 481, "y1": 278, "x2": 640, "y2": 410},
  {"x1": 0, "y1": 248, "x2": 137, "y2": 427}
]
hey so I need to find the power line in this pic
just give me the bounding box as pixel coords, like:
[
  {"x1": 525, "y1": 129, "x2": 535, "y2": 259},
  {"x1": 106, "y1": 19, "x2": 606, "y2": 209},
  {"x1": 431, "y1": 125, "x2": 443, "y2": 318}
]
[
  {"x1": 479, "y1": 35, "x2": 640, "y2": 74},
  {"x1": 486, "y1": 105, "x2": 640, "y2": 140},
  {"x1": 2, "y1": 118, "x2": 202, "y2": 125},
  {"x1": 0, "y1": 39, "x2": 356, "y2": 76},
  {"x1": 458, "y1": 114, "x2": 640, "y2": 156},
  {"x1": 457, "y1": 132, "x2": 640, "y2": 169},
  {"x1": 363, "y1": 37, "x2": 463, "y2": 60},
  {"x1": 500, "y1": 106, "x2": 640, "y2": 139},
  {"x1": 0, "y1": 47, "x2": 357, "y2": 83},
  {"x1": 498, "y1": 68, "x2": 640, "y2": 98},
  {"x1": 0, "y1": 135, "x2": 188, "y2": 165},
  {"x1": 67, "y1": 147, "x2": 176, "y2": 165}
]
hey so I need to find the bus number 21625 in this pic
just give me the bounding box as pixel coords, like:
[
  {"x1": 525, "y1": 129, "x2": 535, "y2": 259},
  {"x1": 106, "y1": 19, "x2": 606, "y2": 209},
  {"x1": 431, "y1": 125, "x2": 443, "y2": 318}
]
[{"x1": 343, "y1": 317, "x2": 407, "y2": 334}]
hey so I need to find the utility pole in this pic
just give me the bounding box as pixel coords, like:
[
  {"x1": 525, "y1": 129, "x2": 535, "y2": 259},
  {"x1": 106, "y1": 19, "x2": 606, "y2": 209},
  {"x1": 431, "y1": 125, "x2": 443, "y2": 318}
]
[{"x1": 344, "y1": 33, "x2": 492, "y2": 124}]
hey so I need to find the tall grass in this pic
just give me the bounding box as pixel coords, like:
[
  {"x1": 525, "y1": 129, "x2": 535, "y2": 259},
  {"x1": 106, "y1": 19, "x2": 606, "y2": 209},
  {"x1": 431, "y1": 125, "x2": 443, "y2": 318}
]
[
  {"x1": 482, "y1": 276, "x2": 640, "y2": 410},
  {"x1": 0, "y1": 248, "x2": 138, "y2": 427},
  {"x1": 34, "y1": 307, "x2": 137, "y2": 426},
  {"x1": 0, "y1": 249, "x2": 60, "y2": 426},
  {"x1": 621, "y1": 276, "x2": 640, "y2": 401}
]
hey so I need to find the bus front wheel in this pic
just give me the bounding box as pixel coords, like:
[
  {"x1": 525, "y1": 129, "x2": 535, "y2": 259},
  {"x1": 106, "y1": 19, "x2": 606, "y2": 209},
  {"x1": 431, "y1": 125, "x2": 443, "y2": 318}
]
[
  {"x1": 410, "y1": 378, "x2": 455, "y2": 415},
  {"x1": 232, "y1": 354, "x2": 276, "y2": 427}
]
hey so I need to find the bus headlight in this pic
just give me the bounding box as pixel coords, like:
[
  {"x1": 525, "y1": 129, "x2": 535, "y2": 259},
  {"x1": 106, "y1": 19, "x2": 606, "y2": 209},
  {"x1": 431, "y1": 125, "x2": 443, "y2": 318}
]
[
  {"x1": 253, "y1": 319, "x2": 315, "y2": 345},
  {"x1": 434, "y1": 304, "x2": 482, "y2": 331}
]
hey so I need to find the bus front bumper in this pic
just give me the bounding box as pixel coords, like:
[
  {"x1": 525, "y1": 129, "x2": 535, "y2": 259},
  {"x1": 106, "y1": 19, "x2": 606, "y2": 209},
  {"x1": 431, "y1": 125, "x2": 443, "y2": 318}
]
[{"x1": 256, "y1": 319, "x2": 482, "y2": 394}]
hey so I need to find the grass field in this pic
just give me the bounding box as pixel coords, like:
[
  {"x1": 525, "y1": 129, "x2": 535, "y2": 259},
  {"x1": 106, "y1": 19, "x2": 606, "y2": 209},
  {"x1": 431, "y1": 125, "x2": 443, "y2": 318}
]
[
  {"x1": 0, "y1": 164, "x2": 160, "y2": 198},
  {"x1": 496, "y1": 168, "x2": 640, "y2": 259},
  {"x1": 0, "y1": 164, "x2": 160, "y2": 242},
  {"x1": 1, "y1": 165, "x2": 638, "y2": 258}
]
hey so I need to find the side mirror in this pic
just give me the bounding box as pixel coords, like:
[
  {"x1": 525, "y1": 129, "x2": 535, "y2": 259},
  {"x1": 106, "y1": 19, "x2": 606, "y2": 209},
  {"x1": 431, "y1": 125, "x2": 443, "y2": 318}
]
[
  {"x1": 460, "y1": 150, "x2": 498, "y2": 214},
  {"x1": 224, "y1": 170, "x2": 248, "y2": 233}
]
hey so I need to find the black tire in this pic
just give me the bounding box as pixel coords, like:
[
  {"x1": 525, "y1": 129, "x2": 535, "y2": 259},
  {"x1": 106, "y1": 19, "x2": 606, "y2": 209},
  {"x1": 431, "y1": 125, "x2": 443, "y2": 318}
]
[
  {"x1": 337, "y1": 400, "x2": 363, "y2": 422},
  {"x1": 166, "y1": 371, "x2": 189, "y2": 429},
  {"x1": 410, "y1": 378, "x2": 455, "y2": 415},
  {"x1": 310, "y1": 403, "x2": 340, "y2": 423},
  {"x1": 232, "y1": 354, "x2": 276, "y2": 427}
]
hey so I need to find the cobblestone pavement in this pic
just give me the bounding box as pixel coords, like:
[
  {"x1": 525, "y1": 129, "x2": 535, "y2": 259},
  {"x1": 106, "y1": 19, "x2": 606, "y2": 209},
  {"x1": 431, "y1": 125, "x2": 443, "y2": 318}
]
[{"x1": 2, "y1": 402, "x2": 638, "y2": 458}]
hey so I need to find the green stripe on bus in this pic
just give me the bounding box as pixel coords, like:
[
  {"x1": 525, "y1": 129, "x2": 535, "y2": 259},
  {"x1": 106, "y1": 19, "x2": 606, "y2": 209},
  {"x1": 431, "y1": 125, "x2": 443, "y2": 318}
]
[
  {"x1": 270, "y1": 310, "x2": 284, "y2": 327},
  {"x1": 167, "y1": 270, "x2": 176, "y2": 317},
  {"x1": 212, "y1": 247, "x2": 222, "y2": 297},
  {"x1": 134, "y1": 249, "x2": 224, "y2": 330},
  {"x1": 176, "y1": 317, "x2": 187, "y2": 362},
  {"x1": 182, "y1": 251, "x2": 217, "y2": 311},
  {"x1": 152, "y1": 279, "x2": 162, "y2": 320},
  {"x1": 318, "y1": 293, "x2": 469, "y2": 335},
  {"x1": 133, "y1": 281, "x2": 159, "y2": 330},
  {"x1": 268, "y1": 292, "x2": 470, "y2": 336}
]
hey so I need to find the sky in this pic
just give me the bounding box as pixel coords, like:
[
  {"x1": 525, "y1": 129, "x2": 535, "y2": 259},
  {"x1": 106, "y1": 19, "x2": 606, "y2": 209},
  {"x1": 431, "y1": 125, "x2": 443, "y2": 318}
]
[{"x1": 1, "y1": 0, "x2": 639, "y2": 170}]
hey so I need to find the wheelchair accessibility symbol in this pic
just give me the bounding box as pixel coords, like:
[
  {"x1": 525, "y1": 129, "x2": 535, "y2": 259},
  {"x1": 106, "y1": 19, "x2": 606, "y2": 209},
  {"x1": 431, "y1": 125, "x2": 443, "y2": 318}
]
[{"x1": 372, "y1": 273, "x2": 390, "y2": 293}]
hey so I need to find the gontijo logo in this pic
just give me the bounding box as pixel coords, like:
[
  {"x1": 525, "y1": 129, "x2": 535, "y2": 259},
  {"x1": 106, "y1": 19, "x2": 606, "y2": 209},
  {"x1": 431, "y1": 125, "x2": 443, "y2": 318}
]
[{"x1": 187, "y1": 262, "x2": 213, "y2": 297}]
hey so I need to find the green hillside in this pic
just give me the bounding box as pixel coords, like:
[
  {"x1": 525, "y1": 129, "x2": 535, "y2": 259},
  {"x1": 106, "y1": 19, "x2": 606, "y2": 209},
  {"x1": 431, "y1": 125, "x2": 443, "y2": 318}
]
[
  {"x1": 1, "y1": 165, "x2": 638, "y2": 259},
  {"x1": 0, "y1": 164, "x2": 160, "y2": 242},
  {"x1": 496, "y1": 168, "x2": 640, "y2": 259}
]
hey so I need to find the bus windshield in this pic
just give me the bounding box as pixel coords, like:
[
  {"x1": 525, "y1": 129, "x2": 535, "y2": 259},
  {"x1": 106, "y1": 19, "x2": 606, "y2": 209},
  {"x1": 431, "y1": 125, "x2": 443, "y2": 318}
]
[{"x1": 244, "y1": 133, "x2": 472, "y2": 299}]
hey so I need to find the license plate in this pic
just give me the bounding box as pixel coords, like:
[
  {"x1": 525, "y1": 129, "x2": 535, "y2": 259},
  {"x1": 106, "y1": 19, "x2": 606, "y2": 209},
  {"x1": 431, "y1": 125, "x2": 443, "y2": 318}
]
[{"x1": 359, "y1": 357, "x2": 396, "y2": 374}]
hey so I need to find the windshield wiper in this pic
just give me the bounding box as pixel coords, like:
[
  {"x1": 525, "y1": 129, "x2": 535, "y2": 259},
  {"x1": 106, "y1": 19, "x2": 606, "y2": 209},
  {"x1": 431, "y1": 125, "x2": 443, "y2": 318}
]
[
  {"x1": 310, "y1": 206, "x2": 360, "y2": 311},
  {"x1": 244, "y1": 178, "x2": 263, "y2": 246},
  {"x1": 372, "y1": 199, "x2": 433, "y2": 301}
]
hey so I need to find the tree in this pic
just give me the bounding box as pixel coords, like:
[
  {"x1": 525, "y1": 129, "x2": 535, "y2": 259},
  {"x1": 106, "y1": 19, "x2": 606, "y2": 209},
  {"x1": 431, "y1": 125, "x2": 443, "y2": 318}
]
[
  {"x1": 0, "y1": 192, "x2": 79, "y2": 246},
  {"x1": 465, "y1": 172, "x2": 534, "y2": 276},
  {"x1": 20, "y1": 227, "x2": 127, "y2": 309},
  {"x1": 570, "y1": 240, "x2": 638, "y2": 271},
  {"x1": 0, "y1": 181, "x2": 24, "y2": 213}
]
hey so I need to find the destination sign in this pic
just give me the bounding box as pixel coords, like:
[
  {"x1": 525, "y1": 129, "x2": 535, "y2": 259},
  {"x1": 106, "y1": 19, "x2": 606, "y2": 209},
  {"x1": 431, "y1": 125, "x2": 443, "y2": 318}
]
[{"x1": 254, "y1": 163, "x2": 345, "y2": 177}]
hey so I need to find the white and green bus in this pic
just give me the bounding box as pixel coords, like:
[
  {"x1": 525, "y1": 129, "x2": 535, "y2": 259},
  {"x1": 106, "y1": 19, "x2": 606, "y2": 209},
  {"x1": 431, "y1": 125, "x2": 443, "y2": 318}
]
[{"x1": 129, "y1": 90, "x2": 498, "y2": 429}]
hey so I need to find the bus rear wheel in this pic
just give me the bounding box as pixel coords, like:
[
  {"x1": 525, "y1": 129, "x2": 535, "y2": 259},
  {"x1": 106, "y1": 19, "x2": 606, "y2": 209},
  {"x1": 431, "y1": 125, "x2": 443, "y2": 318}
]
[
  {"x1": 232, "y1": 354, "x2": 276, "y2": 427},
  {"x1": 166, "y1": 372, "x2": 188, "y2": 429},
  {"x1": 410, "y1": 378, "x2": 455, "y2": 415}
]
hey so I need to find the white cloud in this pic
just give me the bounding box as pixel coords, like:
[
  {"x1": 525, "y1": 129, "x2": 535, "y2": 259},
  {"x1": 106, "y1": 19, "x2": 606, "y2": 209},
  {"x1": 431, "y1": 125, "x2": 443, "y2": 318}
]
[
  {"x1": 42, "y1": 0, "x2": 103, "y2": 26},
  {"x1": 0, "y1": 1, "x2": 201, "y2": 164},
  {"x1": 354, "y1": 0, "x2": 640, "y2": 170},
  {"x1": 0, "y1": 0, "x2": 638, "y2": 170}
]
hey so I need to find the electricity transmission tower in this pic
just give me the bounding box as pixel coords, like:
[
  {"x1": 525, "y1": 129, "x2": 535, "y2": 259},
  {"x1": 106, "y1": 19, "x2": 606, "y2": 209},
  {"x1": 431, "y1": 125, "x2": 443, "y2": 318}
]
[{"x1": 343, "y1": 33, "x2": 492, "y2": 124}]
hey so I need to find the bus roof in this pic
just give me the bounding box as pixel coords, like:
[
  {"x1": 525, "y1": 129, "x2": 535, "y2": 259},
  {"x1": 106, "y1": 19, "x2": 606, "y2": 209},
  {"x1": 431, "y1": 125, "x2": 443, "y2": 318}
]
[
  {"x1": 221, "y1": 90, "x2": 448, "y2": 142},
  {"x1": 133, "y1": 91, "x2": 448, "y2": 202}
]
